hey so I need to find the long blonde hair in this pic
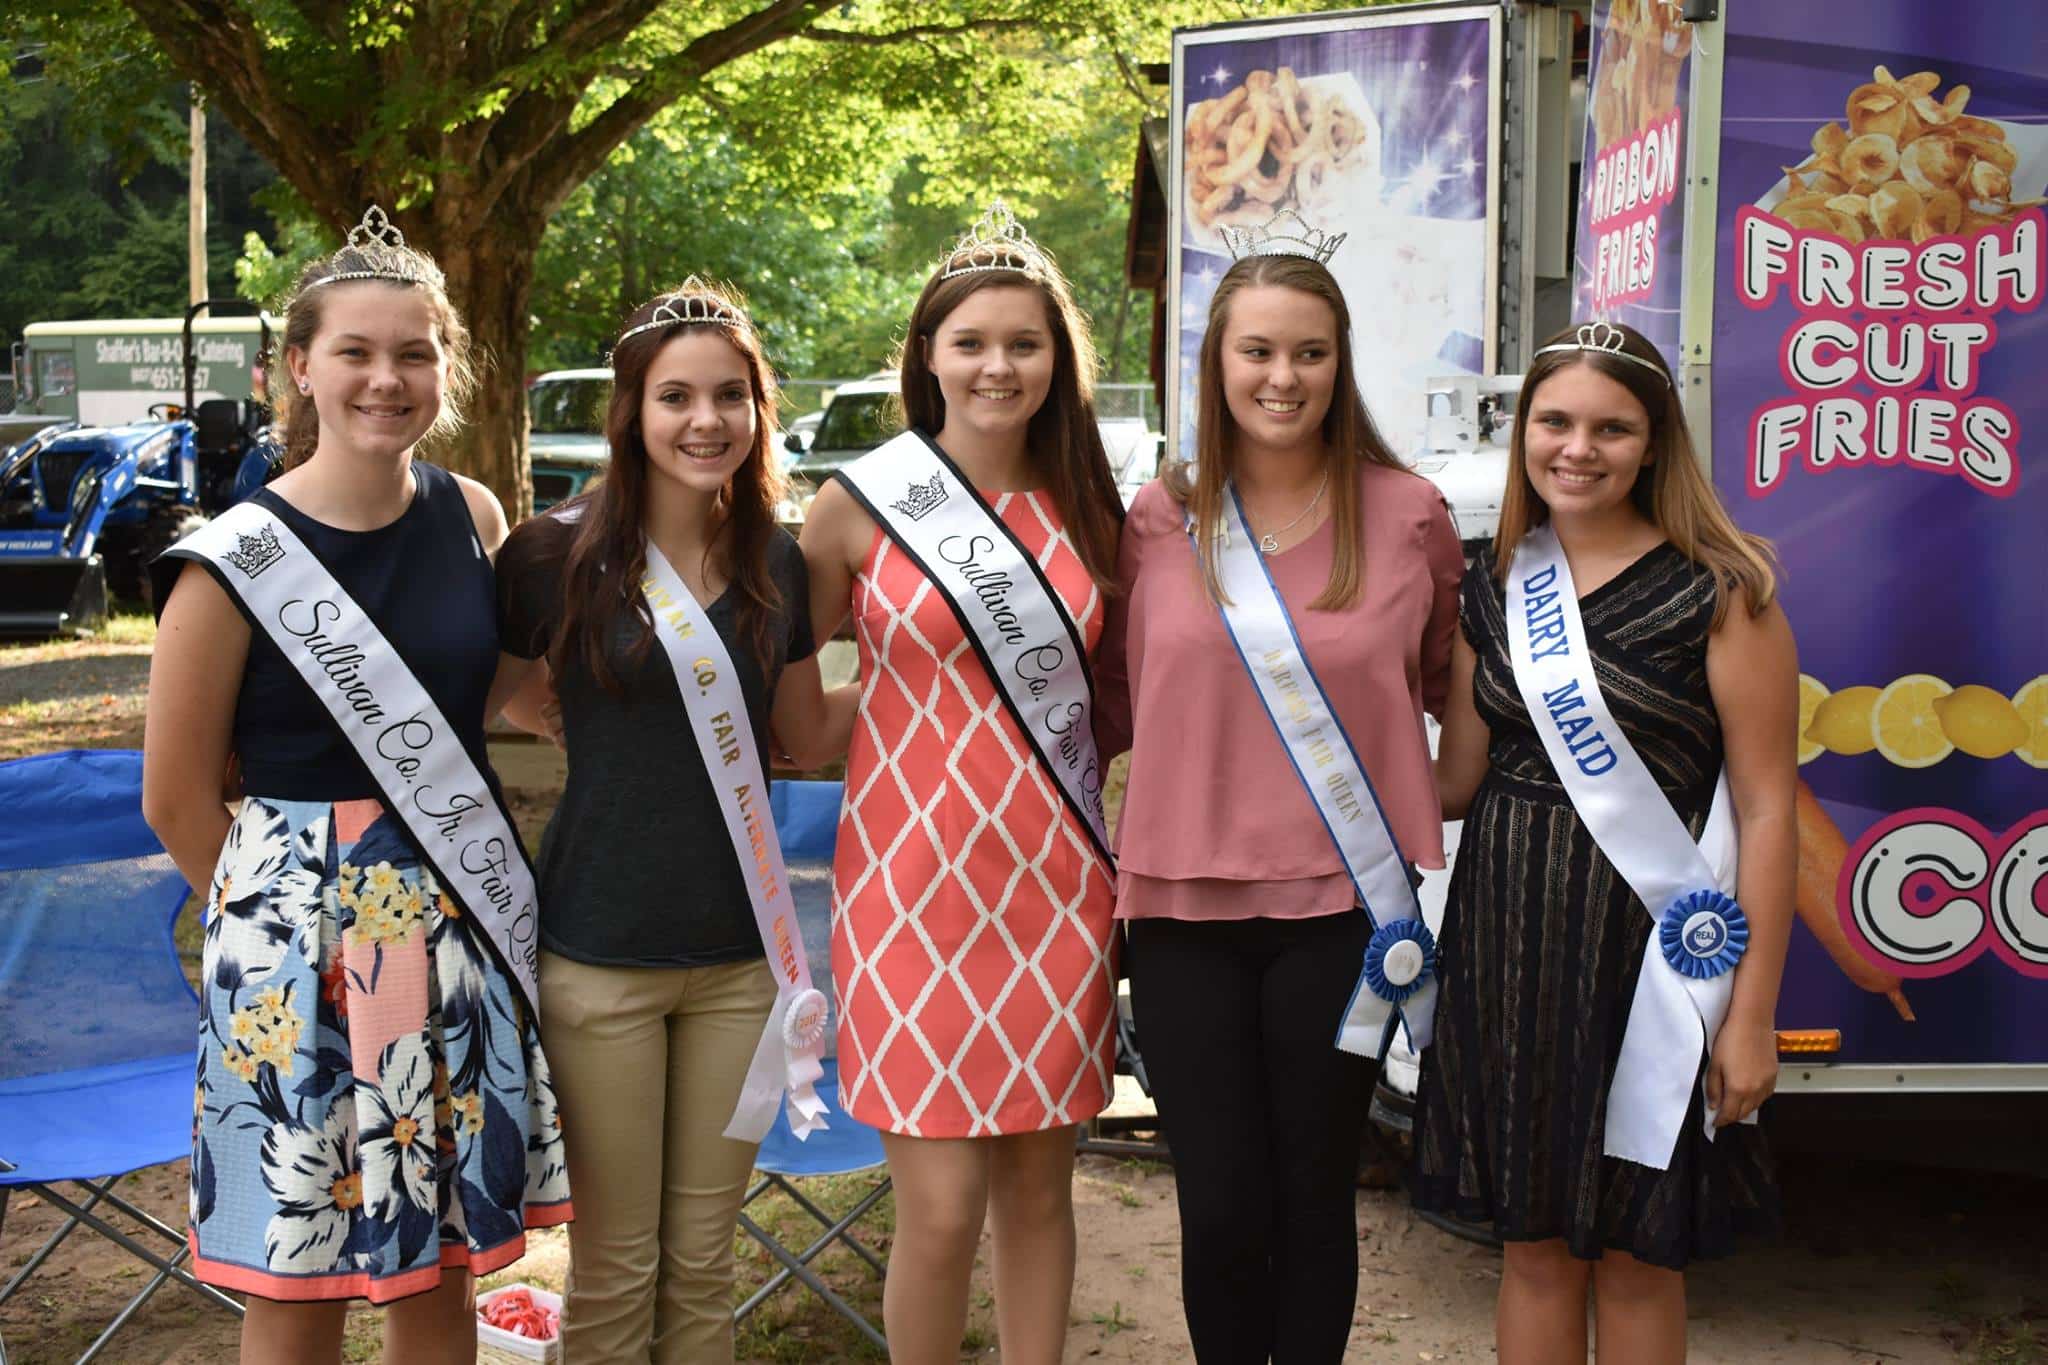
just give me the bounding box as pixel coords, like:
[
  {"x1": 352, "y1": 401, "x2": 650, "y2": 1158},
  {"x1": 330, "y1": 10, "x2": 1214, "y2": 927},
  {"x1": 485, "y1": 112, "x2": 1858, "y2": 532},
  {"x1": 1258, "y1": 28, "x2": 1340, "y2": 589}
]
[
  {"x1": 1493, "y1": 321, "x2": 1778, "y2": 626},
  {"x1": 1167, "y1": 253, "x2": 1405, "y2": 609}
]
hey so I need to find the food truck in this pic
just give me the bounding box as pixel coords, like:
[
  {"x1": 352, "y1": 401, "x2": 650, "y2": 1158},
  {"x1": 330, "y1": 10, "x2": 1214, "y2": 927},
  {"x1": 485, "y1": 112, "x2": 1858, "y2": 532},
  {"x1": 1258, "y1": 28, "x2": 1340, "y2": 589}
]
[{"x1": 1152, "y1": 0, "x2": 2047, "y2": 1128}]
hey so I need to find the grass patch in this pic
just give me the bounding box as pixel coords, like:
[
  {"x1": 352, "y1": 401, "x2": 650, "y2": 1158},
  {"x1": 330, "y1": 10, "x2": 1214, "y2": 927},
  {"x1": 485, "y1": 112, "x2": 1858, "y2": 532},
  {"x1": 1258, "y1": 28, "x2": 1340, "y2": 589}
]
[{"x1": 99, "y1": 612, "x2": 157, "y2": 646}]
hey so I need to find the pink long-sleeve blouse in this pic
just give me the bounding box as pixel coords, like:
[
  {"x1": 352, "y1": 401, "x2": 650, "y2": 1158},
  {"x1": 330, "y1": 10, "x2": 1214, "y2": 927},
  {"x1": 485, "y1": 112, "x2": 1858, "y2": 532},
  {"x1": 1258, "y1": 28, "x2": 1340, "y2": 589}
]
[{"x1": 1096, "y1": 465, "x2": 1463, "y2": 921}]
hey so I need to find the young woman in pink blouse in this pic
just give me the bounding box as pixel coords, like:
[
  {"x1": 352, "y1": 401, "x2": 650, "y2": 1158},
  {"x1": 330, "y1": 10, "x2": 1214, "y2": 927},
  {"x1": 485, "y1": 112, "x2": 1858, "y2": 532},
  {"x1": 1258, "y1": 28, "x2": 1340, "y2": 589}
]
[{"x1": 1096, "y1": 252, "x2": 1462, "y2": 1363}]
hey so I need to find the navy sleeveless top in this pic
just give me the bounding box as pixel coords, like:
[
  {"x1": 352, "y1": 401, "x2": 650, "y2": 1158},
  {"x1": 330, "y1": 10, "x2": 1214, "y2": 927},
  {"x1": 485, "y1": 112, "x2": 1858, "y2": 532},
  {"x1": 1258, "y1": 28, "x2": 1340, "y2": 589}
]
[{"x1": 227, "y1": 462, "x2": 499, "y2": 801}]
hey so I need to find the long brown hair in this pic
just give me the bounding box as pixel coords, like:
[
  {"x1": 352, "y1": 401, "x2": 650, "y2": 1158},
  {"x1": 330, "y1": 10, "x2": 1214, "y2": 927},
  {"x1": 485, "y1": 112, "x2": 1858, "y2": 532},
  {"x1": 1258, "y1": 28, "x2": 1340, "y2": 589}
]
[
  {"x1": 1493, "y1": 322, "x2": 1778, "y2": 627},
  {"x1": 1167, "y1": 253, "x2": 1405, "y2": 610},
  {"x1": 899, "y1": 251, "x2": 1122, "y2": 590},
  {"x1": 274, "y1": 244, "x2": 478, "y2": 470},
  {"x1": 550, "y1": 283, "x2": 787, "y2": 693}
]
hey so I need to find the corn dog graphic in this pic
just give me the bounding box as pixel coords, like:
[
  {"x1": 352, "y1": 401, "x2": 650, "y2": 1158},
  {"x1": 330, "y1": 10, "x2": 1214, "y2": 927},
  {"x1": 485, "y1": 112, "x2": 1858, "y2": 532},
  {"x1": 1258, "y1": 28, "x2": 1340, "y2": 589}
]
[{"x1": 1795, "y1": 778, "x2": 1914, "y2": 1022}]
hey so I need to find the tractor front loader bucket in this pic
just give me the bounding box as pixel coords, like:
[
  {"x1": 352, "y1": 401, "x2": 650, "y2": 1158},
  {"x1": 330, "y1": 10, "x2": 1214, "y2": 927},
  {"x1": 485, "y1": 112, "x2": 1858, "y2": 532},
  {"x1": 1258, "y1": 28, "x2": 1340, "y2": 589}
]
[{"x1": 0, "y1": 556, "x2": 108, "y2": 637}]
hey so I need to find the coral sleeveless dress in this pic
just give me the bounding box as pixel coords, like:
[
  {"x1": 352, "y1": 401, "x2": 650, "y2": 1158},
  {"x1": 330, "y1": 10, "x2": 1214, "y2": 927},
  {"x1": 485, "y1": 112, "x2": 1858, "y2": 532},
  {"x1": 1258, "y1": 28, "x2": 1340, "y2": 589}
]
[{"x1": 831, "y1": 490, "x2": 1117, "y2": 1138}]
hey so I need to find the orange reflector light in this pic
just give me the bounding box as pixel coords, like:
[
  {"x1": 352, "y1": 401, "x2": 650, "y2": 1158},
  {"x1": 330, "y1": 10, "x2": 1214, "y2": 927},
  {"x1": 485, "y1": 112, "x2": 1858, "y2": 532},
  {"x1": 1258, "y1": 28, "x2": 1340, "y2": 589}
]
[{"x1": 1774, "y1": 1029, "x2": 1841, "y2": 1055}]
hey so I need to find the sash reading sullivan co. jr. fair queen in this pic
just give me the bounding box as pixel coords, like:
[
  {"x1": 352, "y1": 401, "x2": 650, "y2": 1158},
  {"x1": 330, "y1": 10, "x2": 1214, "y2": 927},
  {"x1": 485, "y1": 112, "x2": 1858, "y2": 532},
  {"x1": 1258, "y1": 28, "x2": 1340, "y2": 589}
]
[
  {"x1": 1505, "y1": 525, "x2": 1756, "y2": 1170},
  {"x1": 640, "y1": 540, "x2": 830, "y2": 1142},
  {"x1": 1202, "y1": 485, "x2": 1439, "y2": 1061},
  {"x1": 832, "y1": 429, "x2": 1113, "y2": 863},
  {"x1": 169, "y1": 501, "x2": 542, "y2": 1013}
]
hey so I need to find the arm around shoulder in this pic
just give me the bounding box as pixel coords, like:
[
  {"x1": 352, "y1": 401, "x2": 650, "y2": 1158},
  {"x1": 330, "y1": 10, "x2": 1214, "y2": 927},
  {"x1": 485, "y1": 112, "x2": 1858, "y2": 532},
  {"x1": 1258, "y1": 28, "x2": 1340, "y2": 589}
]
[
  {"x1": 796, "y1": 478, "x2": 869, "y2": 646},
  {"x1": 453, "y1": 471, "x2": 511, "y2": 559},
  {"x1": 143, "y1": 561, "x2": 250, "y2": 895}
]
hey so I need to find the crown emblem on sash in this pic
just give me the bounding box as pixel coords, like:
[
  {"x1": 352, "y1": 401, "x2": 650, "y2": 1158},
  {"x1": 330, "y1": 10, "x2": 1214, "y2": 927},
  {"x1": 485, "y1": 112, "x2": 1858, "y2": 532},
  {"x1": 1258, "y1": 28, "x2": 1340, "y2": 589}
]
[
  {"x1": 222, "y1": 525, "x2": 285, "y2": 578},
  {"x1": 891, "y1": 472, "x2": 949, "y2": 522}
]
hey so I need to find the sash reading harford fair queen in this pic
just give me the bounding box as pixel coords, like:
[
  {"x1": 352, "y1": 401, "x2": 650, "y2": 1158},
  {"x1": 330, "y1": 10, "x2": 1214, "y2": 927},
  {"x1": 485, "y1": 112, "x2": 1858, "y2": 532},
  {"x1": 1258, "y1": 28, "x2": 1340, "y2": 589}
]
[
  {"x1": 169, "y1": 501, "x2": 542, "y2": 1012},
  {"x1": 640, "y1": 541, "x2": 830, "y2": 1142},
  {"x1": 1505, "y1": 525, "x2": 1756, "y2": 1170},
  {"x1": 831, "y1": 429, "x2": 1113, "y2": 862},
  {"x1": 1202, "y1": 485, "x2": 1439, "y2": 1060}
]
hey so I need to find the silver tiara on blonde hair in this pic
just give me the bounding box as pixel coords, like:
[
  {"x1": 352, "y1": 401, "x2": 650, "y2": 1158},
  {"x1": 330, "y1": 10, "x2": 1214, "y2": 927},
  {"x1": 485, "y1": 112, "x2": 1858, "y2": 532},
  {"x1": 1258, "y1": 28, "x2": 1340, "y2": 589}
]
[
  {"x1": 1220, "y1": 208, "x2": 1346, "y2": 264},
  {"x1": 1533, "y1": 321, "x2": 1673, "y2": 388},
  {"x1": 615, "y1": 276, "x2": 751, "y2": 349},
  {"x1": 305, "y1": 205, "x2": 445, "y2": 291},
  {"x1": 938, "y1": 199, "x2": 1052, "y2": 281}
]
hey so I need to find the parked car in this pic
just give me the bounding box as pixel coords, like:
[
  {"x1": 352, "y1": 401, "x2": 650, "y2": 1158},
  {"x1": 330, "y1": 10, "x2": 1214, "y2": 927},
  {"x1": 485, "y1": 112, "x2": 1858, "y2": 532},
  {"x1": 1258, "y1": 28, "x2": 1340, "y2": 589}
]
[
  {"x1": 527, "y1": 367, "x2": 611, "y2": 510},
  {"x1": 782, "y1": 372, "x2": 903, "y2": 517},
  {"x1": 785, "y1": 408, "x2": 825, "y2": 454}
]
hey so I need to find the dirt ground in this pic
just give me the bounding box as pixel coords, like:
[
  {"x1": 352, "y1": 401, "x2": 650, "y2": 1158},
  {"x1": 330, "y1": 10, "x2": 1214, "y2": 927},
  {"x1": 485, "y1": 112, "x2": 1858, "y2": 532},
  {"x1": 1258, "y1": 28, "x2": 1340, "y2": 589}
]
[
  {"x1": 3, "y1": 633, "x2": 2044, "y2": 1363},
  {"x1": 6, "y1": 1143, "x2": 2043, "y2": 1363}
]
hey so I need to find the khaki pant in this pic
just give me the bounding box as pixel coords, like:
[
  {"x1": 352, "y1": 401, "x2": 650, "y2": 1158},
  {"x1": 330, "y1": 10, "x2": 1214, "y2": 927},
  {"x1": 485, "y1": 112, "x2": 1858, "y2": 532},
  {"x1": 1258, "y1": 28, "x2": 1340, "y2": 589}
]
[{"x1": 540, "y1": 950, "x2": 777, "y2": 1365}]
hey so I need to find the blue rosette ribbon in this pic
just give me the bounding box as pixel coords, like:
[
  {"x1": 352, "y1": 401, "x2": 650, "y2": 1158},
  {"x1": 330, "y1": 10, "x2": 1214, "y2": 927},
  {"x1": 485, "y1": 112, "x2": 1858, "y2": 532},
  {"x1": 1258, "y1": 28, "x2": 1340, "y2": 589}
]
[
  {"x1": 1362, "y1": 918, "x2": 1437, "y2": 1004},
  {"x1": 1658, "y1": 889, "x2": 1749, "y2": 980}
]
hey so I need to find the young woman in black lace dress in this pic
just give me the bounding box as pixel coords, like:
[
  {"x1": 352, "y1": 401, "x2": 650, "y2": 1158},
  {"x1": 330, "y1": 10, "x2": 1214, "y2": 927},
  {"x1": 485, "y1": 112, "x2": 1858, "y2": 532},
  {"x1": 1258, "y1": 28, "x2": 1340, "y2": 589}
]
[{"x1": 1415, "y1": 322, "x2": 1798, "y2": 1363}]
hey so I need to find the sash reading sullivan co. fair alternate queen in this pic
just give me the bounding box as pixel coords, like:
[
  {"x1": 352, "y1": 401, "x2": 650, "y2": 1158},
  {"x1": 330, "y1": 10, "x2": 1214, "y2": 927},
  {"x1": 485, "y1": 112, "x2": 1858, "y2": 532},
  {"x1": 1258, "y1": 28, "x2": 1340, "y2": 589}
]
[
  {"x1": 831, "y1": 429, "x2": 1113, "y2": 863},
  {"x1": 1505, "y1": 525, "x2": 1756, "y2": 1170},
  {"x1": 640, "y1": 541, "x2": 830, "y2": 1142},
  {"x1": 169, "y1": 501, "x2": 542, "y2": 1013},
  {"x1": 1203, "y1": 485, "x2": 1439, "y2": 1061}
]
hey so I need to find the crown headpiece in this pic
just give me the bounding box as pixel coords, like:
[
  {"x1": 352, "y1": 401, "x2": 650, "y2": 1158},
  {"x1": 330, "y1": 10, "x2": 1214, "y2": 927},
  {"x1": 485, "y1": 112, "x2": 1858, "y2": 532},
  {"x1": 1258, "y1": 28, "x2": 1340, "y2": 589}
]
[
  {"x1": 304, "y1": 206, "x2": 444, "y2": 292},
  {"x1": 1533, "y1": 321, "x2": 1673, "y2": 387},
  {"x1": 615, "y1": 276, "x2": 751, "y2": 350},
  {"x1": 938, "y1": 199, "x2": 1051, "y2": 281},
  {"x1": 1220, "y1": 209, "x2": 1346, "y2": 265}
]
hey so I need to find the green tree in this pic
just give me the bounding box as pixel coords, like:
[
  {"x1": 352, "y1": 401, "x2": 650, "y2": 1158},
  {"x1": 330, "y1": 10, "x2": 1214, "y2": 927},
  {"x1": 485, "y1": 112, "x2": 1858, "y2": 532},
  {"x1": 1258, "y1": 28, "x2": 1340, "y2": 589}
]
[{"x1": 16, "y1": 0, "x2": 1358, "y2": 509}]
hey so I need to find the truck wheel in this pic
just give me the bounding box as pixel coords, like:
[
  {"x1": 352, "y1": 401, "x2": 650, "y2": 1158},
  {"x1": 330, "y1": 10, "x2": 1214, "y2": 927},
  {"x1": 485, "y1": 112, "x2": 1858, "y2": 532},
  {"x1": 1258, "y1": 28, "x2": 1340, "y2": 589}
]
[{"x1": 140, "y1": 510, "x2": 209, "y2": 611}]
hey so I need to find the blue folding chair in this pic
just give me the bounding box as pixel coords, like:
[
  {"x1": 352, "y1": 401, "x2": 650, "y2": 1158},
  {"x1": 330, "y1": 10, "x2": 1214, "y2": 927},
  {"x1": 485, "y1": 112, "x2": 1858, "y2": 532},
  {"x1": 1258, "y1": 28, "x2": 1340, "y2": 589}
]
[
  {"x1": 0, "y1": 750, "x2": 243, "y2": 1364},
  {"x1": 733, "y1": 779, "x2": 889, "y2": 1351}
]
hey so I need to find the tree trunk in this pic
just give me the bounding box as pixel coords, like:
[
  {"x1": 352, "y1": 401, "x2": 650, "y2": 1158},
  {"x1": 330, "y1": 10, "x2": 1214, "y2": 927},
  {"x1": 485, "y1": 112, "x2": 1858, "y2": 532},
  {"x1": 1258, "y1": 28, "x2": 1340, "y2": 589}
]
[{"x1": 430, "y1": 222, "x2": 540, "y2": 523}]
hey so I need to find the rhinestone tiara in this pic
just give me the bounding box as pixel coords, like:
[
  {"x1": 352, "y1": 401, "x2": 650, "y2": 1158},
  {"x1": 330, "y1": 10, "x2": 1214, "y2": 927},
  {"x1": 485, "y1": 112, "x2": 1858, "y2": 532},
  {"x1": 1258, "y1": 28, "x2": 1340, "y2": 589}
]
[
  {"x1": 1533, "y1": 321, "x2": 1673, "y2": 388},
  {"x1": 304, "y1": 205, "x2": 444, "y2": 292},
  {"x1": 1219, "y1": 208, "x2": 1346, "y2": 265},
  {"x1": 938, "y1": 199, "x2": 1051, "y2": 281},
  {"x1": 615, "y1": 277, "x2": 751, "y2": 349}
]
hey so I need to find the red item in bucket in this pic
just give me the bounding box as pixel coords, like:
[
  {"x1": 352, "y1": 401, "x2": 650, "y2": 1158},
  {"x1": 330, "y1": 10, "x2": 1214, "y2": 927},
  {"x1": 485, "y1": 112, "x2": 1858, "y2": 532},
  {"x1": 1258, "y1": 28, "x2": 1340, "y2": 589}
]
[{"x1": 481, "y1": 1287, "x2": 560, "y2": 1340}]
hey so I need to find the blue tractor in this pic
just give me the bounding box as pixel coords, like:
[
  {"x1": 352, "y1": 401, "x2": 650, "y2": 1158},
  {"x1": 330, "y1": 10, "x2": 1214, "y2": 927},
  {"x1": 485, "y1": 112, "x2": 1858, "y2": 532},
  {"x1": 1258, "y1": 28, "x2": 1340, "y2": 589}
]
[{"x1": 0, "y1": 300, "x2": 279, "y2": 635}]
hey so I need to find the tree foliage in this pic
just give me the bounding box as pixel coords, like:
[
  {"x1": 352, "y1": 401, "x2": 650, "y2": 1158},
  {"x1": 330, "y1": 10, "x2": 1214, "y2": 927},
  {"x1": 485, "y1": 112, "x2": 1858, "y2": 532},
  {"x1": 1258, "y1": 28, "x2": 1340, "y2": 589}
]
[{"x1": 8, "y1": 0, "x2": 1359, "y2": 509}]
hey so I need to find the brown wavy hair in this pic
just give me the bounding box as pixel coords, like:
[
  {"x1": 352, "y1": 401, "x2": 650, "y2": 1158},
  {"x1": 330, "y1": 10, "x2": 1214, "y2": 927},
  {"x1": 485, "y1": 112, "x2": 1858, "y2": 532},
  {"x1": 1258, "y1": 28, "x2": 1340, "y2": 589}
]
[
  {"x1": 1493, "y1": 321, "x2": 1778, "y2": 627},
  {"x1": 1167, "y1": 253, "x2": 1405, "y2": 610},
  {"x1": 548, "y1": 282, "x2": 787, "y2": 693},
  {"x1": 899, "y1": 248, "x2": 1122, "y2": 590},
  {"x1": 274, "y1": 241, "x2": 478, "y2": 470}
]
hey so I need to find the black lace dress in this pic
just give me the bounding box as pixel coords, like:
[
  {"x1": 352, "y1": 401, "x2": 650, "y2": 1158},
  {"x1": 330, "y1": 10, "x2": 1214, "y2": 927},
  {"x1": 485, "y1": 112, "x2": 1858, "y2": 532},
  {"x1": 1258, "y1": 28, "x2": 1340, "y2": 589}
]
[{"x1": 1410, "y1": 544, "x2": 1779, "y2": 1270}]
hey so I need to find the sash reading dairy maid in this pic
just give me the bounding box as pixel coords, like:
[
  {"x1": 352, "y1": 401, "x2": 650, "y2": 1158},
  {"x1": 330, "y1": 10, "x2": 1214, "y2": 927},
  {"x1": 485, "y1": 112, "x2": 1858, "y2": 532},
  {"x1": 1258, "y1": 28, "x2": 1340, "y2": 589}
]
[
  {"x1": 493, "y1": 281, "x2": 855, "y2": 1364},
  {"x1": 1414, "y1": 321, "x2": 1795, "y2": 1363},
  {"x1": 142, "y1": 207, "x2": 570, "y2": 1363},
  {"x1": 797, "y1": 200, "x2": 1123, "y2": 1365}
]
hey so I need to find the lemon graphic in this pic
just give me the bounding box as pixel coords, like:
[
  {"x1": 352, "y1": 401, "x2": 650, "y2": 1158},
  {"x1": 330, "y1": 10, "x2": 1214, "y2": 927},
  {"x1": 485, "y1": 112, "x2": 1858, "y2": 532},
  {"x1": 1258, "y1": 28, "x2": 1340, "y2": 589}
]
[
  {"x1": 1931, "y1": 684, "x2": 2029, "y2": 760},
  {"x1": 1807, "y1": 685, "x2": 1881, "y2": 756},
  {"x1": 1873, "y1": 674, "x2": 1955, "y2": 768},
  {"x1": 1796, "y1": 674, "x2": 1830, "y2": 764},
  {"x1": 2013, "y1": 676, "x2": 2048, "y2": 770}
]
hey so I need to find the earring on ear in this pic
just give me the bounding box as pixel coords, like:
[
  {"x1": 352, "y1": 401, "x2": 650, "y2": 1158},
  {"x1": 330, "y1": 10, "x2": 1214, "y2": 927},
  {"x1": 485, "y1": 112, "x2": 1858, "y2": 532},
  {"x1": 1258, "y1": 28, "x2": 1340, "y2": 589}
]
[{"x1": 299, "y1": 382, "x2": 311, "y2": 394}]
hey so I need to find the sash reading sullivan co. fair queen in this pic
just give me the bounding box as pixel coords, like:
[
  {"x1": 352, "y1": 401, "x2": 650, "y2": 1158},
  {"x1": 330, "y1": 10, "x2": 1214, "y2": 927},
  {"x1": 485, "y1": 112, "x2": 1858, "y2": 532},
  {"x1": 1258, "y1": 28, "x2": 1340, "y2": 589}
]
[
  {"x1": 169, "y1": 501, "x2": 542, "y2": 1013},
  {"x1": 1202, "y1": 485, "x2": 1439, "y2": 1061},
  {"x1": 1505, "y1": 525, "x2": 1756, "y2": 1170},
  {"x1": 831, "y1": 429, "x2": 1113, "y2": 863},
  {"x1": 640, "y1": 540, "x2": 830, "y2": 1142}
]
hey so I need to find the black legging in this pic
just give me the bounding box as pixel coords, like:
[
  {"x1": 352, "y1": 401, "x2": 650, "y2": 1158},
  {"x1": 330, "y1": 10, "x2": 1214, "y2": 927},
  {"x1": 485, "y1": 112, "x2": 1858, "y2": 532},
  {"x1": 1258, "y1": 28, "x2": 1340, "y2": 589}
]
[{"x1": 1128, "y1": 911, "x2": 1374, "y2": 1365}]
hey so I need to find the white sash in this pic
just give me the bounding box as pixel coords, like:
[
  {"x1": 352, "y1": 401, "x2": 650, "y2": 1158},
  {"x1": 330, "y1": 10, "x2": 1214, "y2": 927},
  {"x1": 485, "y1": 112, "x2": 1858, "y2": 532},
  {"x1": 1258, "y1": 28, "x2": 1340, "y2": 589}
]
[
  {"x1": 833, "y1": 429, "x2": 1111, "y2": 862},
  {"x1": 1504, "y1": 526, "x2": 1754, "y2": 1170},
  {"x1": 171, "y1": 501, "x2": 541, "y2": 1012},
  {"x1": 640, "y1": 542, "x2": 829, "y2": 1142},
  {"x1": 1203, "y1": 485, "x2": 1438, "y2": 1059}
]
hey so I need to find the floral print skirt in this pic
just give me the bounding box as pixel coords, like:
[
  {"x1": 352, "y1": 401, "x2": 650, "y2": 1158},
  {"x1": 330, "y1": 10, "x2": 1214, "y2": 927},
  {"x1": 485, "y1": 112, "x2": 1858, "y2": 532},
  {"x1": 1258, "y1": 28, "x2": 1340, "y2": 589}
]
[{"x1": 188, "y1": 795, "x2": 572, "y2": 1304}]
